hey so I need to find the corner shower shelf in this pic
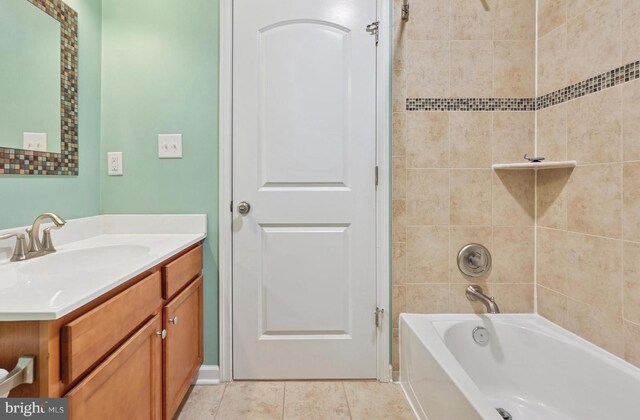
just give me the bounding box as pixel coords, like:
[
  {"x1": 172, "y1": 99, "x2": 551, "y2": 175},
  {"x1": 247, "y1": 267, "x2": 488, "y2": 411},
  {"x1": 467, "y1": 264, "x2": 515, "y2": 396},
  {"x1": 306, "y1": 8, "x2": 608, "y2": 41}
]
[{"x1": 492, "y1": 160, "x2": 577, "y2": 170}]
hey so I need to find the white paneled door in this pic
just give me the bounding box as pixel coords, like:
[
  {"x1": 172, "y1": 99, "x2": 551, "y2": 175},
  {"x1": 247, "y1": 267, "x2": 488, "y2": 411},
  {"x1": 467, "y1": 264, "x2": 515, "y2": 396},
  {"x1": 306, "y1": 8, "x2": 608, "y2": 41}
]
[{"x1": 232, "y1": 0, "x2": 378, "y2": 379}]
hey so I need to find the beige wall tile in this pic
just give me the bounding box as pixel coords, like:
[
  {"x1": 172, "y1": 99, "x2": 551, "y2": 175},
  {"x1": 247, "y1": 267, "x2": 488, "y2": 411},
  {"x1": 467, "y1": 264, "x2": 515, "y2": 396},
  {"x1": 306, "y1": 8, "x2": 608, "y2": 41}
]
[
  {"x1": 566, "y1": 232, "x2": 623, "y2": 318},
  {"x1": 566, "y1": 164, "x2": 622, "y2": 238},
  {"x1": 450, "y1": 0, "x2": 493, "y2": 40},
  {"x1": 493, "y1": 41, "x2": 535, "y2": 97},
  {"x1": 537, "y1": 285, "x2": 568, "y2": 328},
  {"x1": 491, "y1": 227, "x2": 534, "y2": 283},
  {"x1": 538, "y1": 26, "x2": 568, "y2": 96},
  {"x1": 392, "y1": 112, "x2": 406, "y2": 157},
  {"x1": 406, "y1": 169, "x2": 450, "y2": 225},
  {"x1": 536, "y1": 227, "x2": 568, "y2": 293},
  {"x1": 623, "y1": 80, "x2": 640, "y2": 161},
  {"x1": 392, "y1": 242, "x2": 406, "y2": 284},
  {"x1": 494, "y1": 0, "x2": 536, "y2": 40},
  {"x1": 392, "y1": 328, "x2": 400, "y2": 371},
  {"x1": 566, "y1": 298, "x2": 624, "y2": 357},
  {"x1": 623, "y1": 241, "x2": 640, "y2": 325},
  {"x1": 567, "y1": 0, "x2": 604, "y2": 18},
  {"x1": 449, "y1": 226, "x2": 493, "y2": 283},
  {"x1": 624, "y1": 321, "x2": 640, "y2": 367},
  {"x1": 538, "y1": 0, "x2": 567, "y2": 37},
  {"x1": 537, "y1": 168, "x2": 571, "y2": 230},
  {"x1": 450, "y1": 169, "x2": 492, "y2": 225},
  {"x1": 492, "y1": 112, "x2": 535, "y2": 164},
  {"x1": 392, "y1": 25, "x2": 406, "y2": 70},
  {"x1": 407, "y1": 41, "x2": 450, "y2": 98},
  {"x1": 406, "y1": 112, "x2": 449, "y2": 168},
  {"x1": 624, "y1": 162, "x2": 640, "y2": 241},
  {"x1": 566, "y1": 87, "x2": 622, "y2": 165},
  {"x1": 392, "y1": 200, "x2": 406, "y2": 243},
  {"x1": 622, "y1": 0, "x2": 640, "y2": 64},
  {"x1": 492, "y1": 171, "x2": 535, "y2": 226},
  {"x1": 392, "y1": 285, "x2": 406, "y2": 329},
  {"x1": 449, "y1": 112, "x2": 492, "y2": 168},
  {"x1": 405, "y1": 283, "x2": 450, "y2": 313},
  {"x1": 407, "y1": 0, "x2": 450, "y2": 40},
  {"x1": 392, "y1": 156, "x2": 406, "y2": 199},
  {"x1": 537, "y1": 104, "x2": 567, "y2": 161},
  {"x1": 392, "y1": 67, "x2": 406, "y2": 113},
  {"x1": 566, "y1": 0, "x2": 621, "y2": 84},
  {"x1": 283, "y1": 382, "x2": 350, "y2": 419},
  {"x1": 450, "y1": 283, "x2": 534, "y2": 313},
  {"x1": 450, "y1": 41, "x2": 493, "y2": 97},
  {"x1": 406, "y1": 226, "x2": 450, "y2": 283}
]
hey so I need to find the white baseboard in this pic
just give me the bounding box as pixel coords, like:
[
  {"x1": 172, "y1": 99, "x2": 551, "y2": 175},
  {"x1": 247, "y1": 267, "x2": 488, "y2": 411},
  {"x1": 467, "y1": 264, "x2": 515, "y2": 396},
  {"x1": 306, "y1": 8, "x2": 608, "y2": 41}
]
[{"x1": 193, "y1": 365, "x2": 221, "y2": 385}]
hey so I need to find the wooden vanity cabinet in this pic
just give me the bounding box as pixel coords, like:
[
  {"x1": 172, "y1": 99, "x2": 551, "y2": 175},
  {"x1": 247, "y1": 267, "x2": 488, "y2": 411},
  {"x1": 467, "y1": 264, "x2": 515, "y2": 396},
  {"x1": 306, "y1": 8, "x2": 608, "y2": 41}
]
[{"x1": 0, "y1": 242, "x2": 204, "y2": 420}]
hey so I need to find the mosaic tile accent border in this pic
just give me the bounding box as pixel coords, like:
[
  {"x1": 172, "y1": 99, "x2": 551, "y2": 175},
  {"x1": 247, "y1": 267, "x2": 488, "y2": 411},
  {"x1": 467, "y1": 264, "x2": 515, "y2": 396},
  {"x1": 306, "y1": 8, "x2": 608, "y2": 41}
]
[
  {"x1": 406, "y1": 61, "x2": 640, "y2": 113},
  {"x1": 406, "y1": 98, "x2": 536, "y2": 112},
  {"x1": 0, "y1": 0, "x2": 78, "y2": 176},
  {"x1": 537, "y1": 60, "x2": 640, "y2": 110}
]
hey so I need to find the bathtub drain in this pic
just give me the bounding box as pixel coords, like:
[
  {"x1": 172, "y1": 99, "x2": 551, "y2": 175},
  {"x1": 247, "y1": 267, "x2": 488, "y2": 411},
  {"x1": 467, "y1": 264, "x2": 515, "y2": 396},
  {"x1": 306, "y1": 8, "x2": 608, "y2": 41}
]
[{"x1": 496, "y1": 408, "x2": 512, "y2": 420}]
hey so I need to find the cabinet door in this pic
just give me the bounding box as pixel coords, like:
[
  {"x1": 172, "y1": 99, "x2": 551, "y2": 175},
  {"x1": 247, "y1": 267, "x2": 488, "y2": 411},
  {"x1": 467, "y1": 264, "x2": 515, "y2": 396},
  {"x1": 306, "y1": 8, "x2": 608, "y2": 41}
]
[
  {"x1": 65, "y1": 315, "x2": 163, "y2": 420},
  {"x1": 163, "y1": 276, "x2": 203, "y2": 419}
]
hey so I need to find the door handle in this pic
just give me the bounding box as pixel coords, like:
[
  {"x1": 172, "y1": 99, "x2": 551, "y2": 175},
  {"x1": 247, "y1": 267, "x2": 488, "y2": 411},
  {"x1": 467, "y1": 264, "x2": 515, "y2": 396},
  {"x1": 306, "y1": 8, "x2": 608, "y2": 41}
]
[
  {"x1": 237, "y1": 201, "x2": 251, "y2": 215},
  {"x1": 169, "y1": 316, "x2": 178, "y2": 325}
]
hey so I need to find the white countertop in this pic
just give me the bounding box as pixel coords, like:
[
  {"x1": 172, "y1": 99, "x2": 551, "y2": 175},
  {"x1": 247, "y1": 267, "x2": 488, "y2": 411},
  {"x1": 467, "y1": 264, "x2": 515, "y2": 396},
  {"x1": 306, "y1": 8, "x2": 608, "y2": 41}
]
[{"x1": 0, "y1": 215, "x2": 206, "y2": 321}]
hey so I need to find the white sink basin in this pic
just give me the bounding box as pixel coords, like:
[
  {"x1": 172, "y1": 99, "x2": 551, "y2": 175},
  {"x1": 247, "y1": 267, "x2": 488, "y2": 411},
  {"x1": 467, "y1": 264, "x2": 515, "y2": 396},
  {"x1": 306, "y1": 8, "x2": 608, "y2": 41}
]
[{"x1": 17, "y1": 245, "x2": 151, "y2": 277}]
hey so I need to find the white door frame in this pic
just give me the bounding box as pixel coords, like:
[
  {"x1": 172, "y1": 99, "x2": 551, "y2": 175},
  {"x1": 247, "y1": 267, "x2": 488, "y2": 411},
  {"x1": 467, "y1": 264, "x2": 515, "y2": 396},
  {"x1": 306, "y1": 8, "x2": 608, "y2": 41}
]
[{"x1": 218, "y1": 0, "x2": 391, "y2": 382}]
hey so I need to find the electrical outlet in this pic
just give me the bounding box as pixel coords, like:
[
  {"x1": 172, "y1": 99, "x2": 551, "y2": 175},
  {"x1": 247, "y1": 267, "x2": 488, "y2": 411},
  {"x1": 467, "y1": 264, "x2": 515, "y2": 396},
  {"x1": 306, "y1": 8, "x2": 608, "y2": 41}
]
[
  {"x1": 107, "y1": 152, "x2": 123, "y2": 176},
  {"x1": 158, "y1": 134, "x2": 183, "y2": 158},
  {"x1": 23, "y1": 133, "x2": 47, "y2": 151}
]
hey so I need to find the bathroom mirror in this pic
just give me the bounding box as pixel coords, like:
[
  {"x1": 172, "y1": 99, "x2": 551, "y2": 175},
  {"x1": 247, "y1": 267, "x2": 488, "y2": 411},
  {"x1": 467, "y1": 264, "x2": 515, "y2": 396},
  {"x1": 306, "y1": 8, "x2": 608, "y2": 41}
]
[{"x1": 0, "y1": 0, "x2": 78, "y2": 175}]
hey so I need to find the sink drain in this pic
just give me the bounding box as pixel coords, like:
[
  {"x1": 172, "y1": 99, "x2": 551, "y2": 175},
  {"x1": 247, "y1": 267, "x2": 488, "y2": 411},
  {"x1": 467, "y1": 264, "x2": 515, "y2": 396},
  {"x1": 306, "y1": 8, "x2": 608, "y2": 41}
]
[{"x1": 496, "y1": 408, "x2": 512, "y2": 420}]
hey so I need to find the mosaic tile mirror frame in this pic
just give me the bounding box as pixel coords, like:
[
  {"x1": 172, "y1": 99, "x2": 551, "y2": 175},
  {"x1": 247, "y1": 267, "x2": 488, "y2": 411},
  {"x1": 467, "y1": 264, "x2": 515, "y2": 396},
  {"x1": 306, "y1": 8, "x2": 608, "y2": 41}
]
[{"x1": 0, "y1": 0, "x2": 78, "y2": 175}]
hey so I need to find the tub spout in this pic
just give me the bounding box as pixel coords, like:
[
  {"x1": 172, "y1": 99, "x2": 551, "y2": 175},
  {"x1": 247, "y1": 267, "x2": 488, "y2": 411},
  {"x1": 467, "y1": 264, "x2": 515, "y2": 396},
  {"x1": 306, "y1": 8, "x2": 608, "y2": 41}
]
[{"x1": 466, "y1": 285, "x2": 500, "y2": 314}]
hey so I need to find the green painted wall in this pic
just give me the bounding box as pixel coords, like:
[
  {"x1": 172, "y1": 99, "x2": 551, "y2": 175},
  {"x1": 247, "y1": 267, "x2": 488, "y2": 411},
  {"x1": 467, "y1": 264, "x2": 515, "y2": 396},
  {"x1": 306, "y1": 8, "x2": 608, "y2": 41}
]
[
  {"x1": 100, "y1": 0, "x2": 219, "y2": 364},
  {"x1": 0, "y1": 0, "x2": 61, "y2": 151},
  {"x1": 0, "y1": 0, "x2": 102, "y2": 230}
]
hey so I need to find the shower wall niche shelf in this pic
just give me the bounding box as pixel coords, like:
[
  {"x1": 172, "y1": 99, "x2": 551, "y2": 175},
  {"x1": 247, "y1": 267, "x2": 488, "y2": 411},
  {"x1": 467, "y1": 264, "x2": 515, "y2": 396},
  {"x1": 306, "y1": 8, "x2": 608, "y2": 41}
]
[{"x1": 492, "y1": 161, "x2": 577, "y2": 170}]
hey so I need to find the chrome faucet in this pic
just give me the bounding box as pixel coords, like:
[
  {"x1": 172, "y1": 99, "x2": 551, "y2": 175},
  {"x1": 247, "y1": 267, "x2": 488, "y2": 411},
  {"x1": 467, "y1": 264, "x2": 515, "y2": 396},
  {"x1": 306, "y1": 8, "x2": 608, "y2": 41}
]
[
  {"x1": 0, "y1": 213, "x2": 66, "y2": 262},
  {"x1": 27, "y1": 212, "x2": 66, "y2": 256},
  {"x1": 466, "y1": 285, "x2": 500, "y2": 314}
]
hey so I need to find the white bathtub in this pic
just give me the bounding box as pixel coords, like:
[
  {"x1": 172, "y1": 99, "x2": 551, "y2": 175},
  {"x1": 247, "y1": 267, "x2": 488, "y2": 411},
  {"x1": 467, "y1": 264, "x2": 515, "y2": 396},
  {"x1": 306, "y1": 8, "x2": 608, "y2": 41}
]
[{"x1": 400, "y1": 313, "x2": 640, "y2": 420}]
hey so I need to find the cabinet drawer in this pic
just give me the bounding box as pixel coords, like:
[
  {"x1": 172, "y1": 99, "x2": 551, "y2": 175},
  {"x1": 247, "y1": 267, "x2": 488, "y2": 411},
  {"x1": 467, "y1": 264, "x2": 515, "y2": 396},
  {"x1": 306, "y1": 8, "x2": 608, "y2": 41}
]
[
  {"x1": 162, "y1": 245, "x2": 202, "y2": 300},
  {"x1": 66, "y1": 315, "x2": 163, "y2": 420},
  {"x1": 61, "y1": 272, "x2": 162, "y2": 385}
]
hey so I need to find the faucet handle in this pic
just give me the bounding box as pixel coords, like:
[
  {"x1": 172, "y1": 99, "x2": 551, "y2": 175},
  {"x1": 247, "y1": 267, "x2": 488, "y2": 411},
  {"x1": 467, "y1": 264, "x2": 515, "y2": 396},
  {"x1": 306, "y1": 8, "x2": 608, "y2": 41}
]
[
  {"x1": 41, "y1": 228, "x2": 59, "y2": 253},
  {"x1": 0, "y1": 233, "x2": 28, "y2": 262}
]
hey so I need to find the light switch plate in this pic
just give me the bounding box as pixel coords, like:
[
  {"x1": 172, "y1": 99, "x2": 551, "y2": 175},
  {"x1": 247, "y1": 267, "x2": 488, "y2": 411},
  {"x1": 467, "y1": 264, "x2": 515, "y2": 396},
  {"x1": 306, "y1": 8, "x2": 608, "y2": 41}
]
[
  {"x1": 158, "y1": 134, "x2": 183, "y2": 158},
  {"x1": 107, "y1": 152, "x2": 123, "y2": 176},
  {"x1": 23, "y1": 133, "x2": 47, "y2": 151}
]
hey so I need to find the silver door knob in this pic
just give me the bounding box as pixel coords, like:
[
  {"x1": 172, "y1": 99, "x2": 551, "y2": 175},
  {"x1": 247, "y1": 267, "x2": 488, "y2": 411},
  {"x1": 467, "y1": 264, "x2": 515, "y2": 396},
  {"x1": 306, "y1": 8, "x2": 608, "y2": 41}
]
[
  {"x1": 156, "y1": 329, "x2": 167, "y2": 339},
  {"x1": 237, "y1": 201, "x2": 251, "y2": 215},
  {"x1": 169, "y1": 316, "x2": 178, "y2": 325}
]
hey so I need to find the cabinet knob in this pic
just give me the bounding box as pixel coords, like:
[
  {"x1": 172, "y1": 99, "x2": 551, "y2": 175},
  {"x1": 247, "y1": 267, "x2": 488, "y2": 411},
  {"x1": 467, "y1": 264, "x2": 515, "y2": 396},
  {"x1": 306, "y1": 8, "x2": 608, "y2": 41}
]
[
  {"x1": 156, "y1": 329, "x2": 167, "y2": 340},
  {"x1": 169, "y1": 316, "x2": 179, "y2": 325}
]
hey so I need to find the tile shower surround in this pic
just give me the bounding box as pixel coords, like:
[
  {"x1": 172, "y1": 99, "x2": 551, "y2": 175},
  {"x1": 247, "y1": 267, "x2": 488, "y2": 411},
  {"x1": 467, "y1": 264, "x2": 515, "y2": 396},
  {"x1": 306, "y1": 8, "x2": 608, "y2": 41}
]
[
  {"x1": 392, "y1": 0, "x2": 640, "y2": 374},
  {"x1": 407, "y1": 60, "x2": 640, "y2": 112}
]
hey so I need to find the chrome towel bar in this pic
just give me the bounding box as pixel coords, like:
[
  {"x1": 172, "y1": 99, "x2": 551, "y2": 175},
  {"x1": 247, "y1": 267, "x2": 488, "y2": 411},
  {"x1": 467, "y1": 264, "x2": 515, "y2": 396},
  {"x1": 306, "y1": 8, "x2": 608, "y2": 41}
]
[{"x1": 0, "y1": 356, "x2": 35, "y2": 397}]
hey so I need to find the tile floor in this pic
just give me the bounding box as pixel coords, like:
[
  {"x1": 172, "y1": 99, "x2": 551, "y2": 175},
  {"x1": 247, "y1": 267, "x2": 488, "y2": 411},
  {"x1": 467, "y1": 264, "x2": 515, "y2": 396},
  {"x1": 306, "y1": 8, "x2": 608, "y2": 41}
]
[{"x1": 176, "y1": 381, "x2": 416, "y2": 419}]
